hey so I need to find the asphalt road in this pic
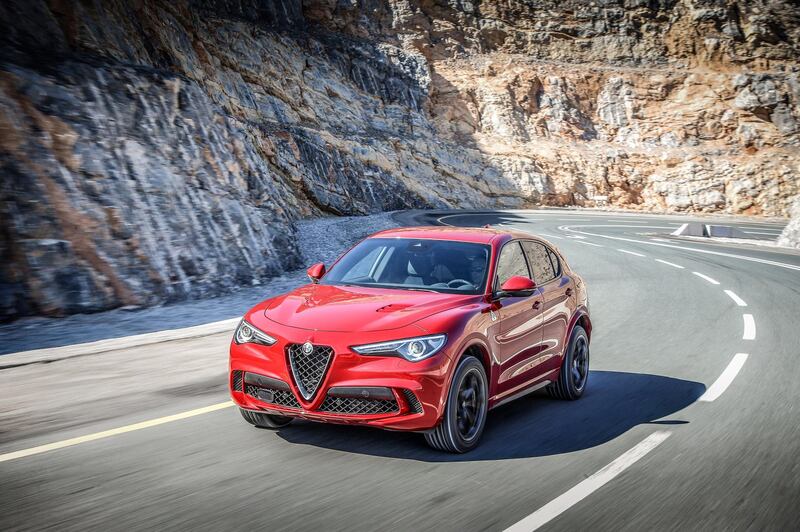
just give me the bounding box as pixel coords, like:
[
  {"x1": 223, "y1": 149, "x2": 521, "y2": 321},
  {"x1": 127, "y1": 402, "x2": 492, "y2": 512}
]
[{"x1": 2, "y1": 209, "x2": 799, "y2": 531}]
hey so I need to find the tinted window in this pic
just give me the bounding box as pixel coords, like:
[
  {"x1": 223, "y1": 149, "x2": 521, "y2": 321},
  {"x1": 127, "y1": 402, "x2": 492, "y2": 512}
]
[
  {"x1": 322, "y1": 238, "x2": 490, "y2": 294},
  {"x1": 546, "y1": 248, "x2": 561, "y2": 278},
  {"x1": 340, "y1": 246, "x2": 384, "y2": 281},
  {"x1": 495, "y1": 242, "x2": 529, "y2": 289},
  {"x1": 523, "y1": 241, "x2": 557, "y2": 284}
]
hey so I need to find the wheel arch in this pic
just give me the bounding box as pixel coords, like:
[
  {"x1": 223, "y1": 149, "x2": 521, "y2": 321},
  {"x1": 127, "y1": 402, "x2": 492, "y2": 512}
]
[
  {"x1": 460, "y1": 341, "x2": 491, "y2": 377},
  {"x1": 567, "y1": 306, "x2": 592, "y2": 343},
  {"x1": 445, "y1": 336, "x2": 493, "y2": 399}
]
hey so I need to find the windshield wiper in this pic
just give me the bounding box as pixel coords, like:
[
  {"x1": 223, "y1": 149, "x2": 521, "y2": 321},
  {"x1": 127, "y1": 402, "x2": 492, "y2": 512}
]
[
  {"x1": 331, "y1": 282, "x2": 439, "y2": 293},
  {"x1": 403, "y1": 287, "x2": 439, "y2": 293}
]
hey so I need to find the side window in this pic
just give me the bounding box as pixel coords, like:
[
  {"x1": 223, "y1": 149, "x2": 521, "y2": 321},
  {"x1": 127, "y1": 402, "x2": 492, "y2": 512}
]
[
  {"x1": 495, "y1": 242, "x2": 530, "y2": 289},
  {"x1": 546, "y1": 248, "x2": 561, "y2": 278},
  {"x1": 522, "y1": 241, "x2": 557, "y2": 284}
]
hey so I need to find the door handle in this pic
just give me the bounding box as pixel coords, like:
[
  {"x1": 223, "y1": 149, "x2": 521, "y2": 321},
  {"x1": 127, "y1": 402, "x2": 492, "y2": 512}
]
[
  {"x1": 565, "y1": 288, "x2": 573, "y2": 297},
  {"x1": 532, "y1": 300, "x2": 542, "y2": 310}
]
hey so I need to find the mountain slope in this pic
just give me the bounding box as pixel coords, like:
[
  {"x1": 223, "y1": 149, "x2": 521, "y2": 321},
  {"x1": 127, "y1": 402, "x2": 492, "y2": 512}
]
[{"x1": 0, "y1": 0, "x2": 797, "y2": 319}]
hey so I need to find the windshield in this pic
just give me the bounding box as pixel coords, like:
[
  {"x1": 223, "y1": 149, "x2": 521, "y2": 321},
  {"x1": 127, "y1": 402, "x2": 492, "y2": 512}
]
[{"x1": 321, "y1": 238, "x2": 491, "y2": 295}]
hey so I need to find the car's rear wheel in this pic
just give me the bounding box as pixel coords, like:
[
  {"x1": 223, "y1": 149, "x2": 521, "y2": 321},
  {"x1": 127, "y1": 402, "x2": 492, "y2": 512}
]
[
  {"x1": 239, "y1": 408, "x2": 293, "y2": 429},
  {"x1": 425, "y1": 356, "x2": 488, "y2": 453},
  {"x1": 547, "y1": 325, "x2": 589, "y2": 400}
]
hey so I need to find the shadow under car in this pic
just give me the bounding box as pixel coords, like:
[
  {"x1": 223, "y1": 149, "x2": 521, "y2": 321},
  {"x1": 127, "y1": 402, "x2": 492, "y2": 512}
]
[{"x1": 274, "y1": 370, "x2": 706, "y2": 462}]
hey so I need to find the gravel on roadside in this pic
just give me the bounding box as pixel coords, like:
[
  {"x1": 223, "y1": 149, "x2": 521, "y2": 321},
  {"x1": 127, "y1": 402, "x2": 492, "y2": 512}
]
[{"x1": 0, "y1": 213, "x2": 400, "y2": 356}]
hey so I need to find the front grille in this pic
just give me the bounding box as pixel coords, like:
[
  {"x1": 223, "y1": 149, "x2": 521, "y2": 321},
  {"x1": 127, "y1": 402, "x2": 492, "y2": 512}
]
[
  {"x1": 287, "y1": 343, "x2": 333, "y2": 400},
  {"x1": 401, "y1": 389, "x2": 423, "y2": 414},
  {"x1": 232, "y1": 370, "x2": 243, "y2": 392},
  {"x1": 246, "y1": 384, "x2": 301, "y2": 409},
  {"x1": 319, "y1": 395, "x2": 399, "y2": 415}
]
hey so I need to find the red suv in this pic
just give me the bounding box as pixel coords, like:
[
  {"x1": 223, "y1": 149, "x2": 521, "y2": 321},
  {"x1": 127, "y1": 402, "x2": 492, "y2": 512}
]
[{"x1": 229, "y1": 226, "x2": 591, "y2": 452}]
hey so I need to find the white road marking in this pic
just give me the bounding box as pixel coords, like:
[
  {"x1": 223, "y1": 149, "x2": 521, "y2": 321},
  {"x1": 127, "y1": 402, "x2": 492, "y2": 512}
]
[
  {"x1": 742, "y1": 314, "x2": 756, "y2": 340},
  {"x1": 743, "y1": 231, "x2": 781, "y2": 236},
  {"x1": 504, "y1": 431, "x2": 672, "y2": 532},
  {"x1": 655, "y1": 259, "x2": 685, "y2": 269},
  {"x1": 0, "y1": 402, "x2": 234, "y2": 463},
  {"x1": 699, "y1": 353, "x2": 749, "y2": 402},
  {"x1": 692, "y1": 272, "x2": 720, "y2": 285},
  {"x1": 724, "y1": 290, "x2": 747, "y2": 307},
  {"x1": 561, "y1": 226, "x2": 800, "y2": 272},
  {"x1": 650, "y1": 238, "x2": 670, "y2": 243},
  {"x1": 671, "y1": 223, "x2": 688, "y2": 236},
  {"x1": 618, "y1": 249, "x2": 645, "y2": 257},
  {"x1": 576, "y1": 241, "x2": 603, "y2": 247},
  {"x1": 566, "y1": 235, "x2": 586, "y2": 239}
]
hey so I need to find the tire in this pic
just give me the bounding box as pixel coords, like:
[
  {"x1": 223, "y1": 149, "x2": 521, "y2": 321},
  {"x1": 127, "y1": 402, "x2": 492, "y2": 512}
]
[
  {"x1": 425, "y1": 356, "x2": 488, "y2": 453},
  {"x1": 547, "y1": 325, "x2": 589, "y2": 400},
  {"x1": 239, "y1": 408, "x2": 293, "y2": 429}
]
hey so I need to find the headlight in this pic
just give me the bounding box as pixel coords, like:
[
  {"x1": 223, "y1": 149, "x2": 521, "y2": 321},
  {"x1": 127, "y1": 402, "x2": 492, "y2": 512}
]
[
  {"x1": 233, "y1": 319, "x2": 277, "y2": 346},
  {"x1": 352, "y1": 334, "x2": 447, "y2": 362}
]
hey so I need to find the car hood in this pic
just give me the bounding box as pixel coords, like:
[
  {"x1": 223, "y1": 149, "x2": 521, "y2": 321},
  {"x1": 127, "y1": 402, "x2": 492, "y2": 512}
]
[{"x1": 263, "y1": 283, "x2": 474, "y2": 332}]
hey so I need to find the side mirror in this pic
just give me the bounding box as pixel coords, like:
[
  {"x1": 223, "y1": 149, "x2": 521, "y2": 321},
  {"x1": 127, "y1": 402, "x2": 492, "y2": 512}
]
[
  {"x1": 497, "y1": 276, "x2": 536, "y2": 298},
  {"x1": 306, "y1": 263, "x2": 326, "y2": 283}
]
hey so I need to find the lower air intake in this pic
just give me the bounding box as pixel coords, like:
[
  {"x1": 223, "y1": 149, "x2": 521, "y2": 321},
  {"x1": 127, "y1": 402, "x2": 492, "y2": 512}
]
[
  {"x1": 319, "y1": 395, "x2": 399, "y2": 415},
  {"x1": 232, "y1": 370, "x2": 243, "y2": 392},
  {"x1": 246, "y1": 385, "x2": 301, "y2": 409},
  {"x1": 401, "y1": 389, "x2": 423, "y2": 414}
]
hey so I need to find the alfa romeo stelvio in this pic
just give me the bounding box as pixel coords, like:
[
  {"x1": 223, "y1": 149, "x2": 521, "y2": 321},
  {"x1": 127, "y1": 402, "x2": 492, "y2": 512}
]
[{"x1": 229, "y1": 226, "x2": 591, "y2": 452}]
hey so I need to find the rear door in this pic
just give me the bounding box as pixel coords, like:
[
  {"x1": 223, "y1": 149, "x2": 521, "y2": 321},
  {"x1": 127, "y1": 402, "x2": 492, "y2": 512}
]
[
  {"x1": 522, "y1": 240, "x2": 575, "y2": 376},
  {"x1": 491, "y1": 241, "x2": 546, "y2": 399}
]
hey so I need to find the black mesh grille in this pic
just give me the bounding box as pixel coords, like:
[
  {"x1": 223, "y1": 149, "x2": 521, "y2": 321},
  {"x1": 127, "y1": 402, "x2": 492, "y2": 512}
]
[
  {"x1": 319, "y1": 395, "x2": 399, "y2": 415},
  {"x1": 287, "y1": 343, "x2": 333, "y2": 400},
  {"x1": 232, "y1": 370, "x2": 243, "y2": 392},
  {"x1": 246, "y1": 384, "x2": 301, "y2": 409},
  {"x1": 401, "y1": 389, "x2": 423, "y2": 414}
]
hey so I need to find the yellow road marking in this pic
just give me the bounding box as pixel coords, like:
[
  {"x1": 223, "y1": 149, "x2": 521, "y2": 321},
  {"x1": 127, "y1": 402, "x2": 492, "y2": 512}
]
[{"x1": 0, "y1": 401, "x2": 234, "y2": 463}]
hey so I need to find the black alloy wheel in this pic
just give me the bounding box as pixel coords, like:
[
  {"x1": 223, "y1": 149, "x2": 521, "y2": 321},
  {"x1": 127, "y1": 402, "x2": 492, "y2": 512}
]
[
  {"x1": 547, "y1": 324, "x2": 590, "y2": 400},
  {"x1": 425, "y1": 356, "x2": 488, "y2": 453},
  {"x1": 571, "y1": 334, "x2": 589, "y2": 392},
  {"x1": 456, "y1": 370, "x2": 484, "y2": 441}
]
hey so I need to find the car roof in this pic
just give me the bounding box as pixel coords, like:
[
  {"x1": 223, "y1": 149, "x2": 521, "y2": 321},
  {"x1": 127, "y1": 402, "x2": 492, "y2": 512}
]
[{"x1": 369, "y1": 226, "x2": 537, "y2": 245}]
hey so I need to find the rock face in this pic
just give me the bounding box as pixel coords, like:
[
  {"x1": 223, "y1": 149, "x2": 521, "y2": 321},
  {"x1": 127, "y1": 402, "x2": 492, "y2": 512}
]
[
  {"x1": 0, "y1": 0, "x2": 798, "y2": 319},
  {"x1": 777, "y1": 196, "x2": 800, "y2": 248}
]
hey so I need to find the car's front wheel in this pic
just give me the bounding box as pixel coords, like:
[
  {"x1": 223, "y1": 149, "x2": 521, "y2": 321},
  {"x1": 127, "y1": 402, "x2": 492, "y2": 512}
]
[
  {"x1": 239, "y1": 408, "x2": 293, "y2": 429},
  {"x1": 425, "y1": 355, "x2": 488, "y2": 453},
  {"x1": 547, "y1": 324, "x2": 589, "y2": 400}
]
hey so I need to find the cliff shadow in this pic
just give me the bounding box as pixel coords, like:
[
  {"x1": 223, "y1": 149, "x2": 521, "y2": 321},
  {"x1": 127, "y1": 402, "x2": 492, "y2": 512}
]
[
  {"x1": 274, "y1": 370, "x2": 705, "y2": 462},
  {"x1": 394, "y1": 209, "x2": 533, "y2": 228}
]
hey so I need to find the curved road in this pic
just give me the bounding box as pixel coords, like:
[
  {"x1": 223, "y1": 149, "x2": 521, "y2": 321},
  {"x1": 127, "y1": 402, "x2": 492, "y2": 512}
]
[{"x1": 1, "y1": 210, "x2": 798, "y2": 530}]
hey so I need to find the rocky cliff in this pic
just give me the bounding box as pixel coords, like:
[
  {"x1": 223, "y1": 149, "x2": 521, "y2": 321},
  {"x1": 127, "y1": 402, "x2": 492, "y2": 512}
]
[{"x1": 1, "y1": 0, "x2": 798, "y2": 320}]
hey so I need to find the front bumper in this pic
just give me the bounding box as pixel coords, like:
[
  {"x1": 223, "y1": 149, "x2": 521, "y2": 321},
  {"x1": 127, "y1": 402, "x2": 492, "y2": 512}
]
[{"x1": 229, "y1": 321, "x2": 454, "y2": 431}]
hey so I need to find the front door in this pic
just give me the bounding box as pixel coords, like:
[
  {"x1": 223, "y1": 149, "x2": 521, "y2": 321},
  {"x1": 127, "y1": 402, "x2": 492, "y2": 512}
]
[
  {"x1": 522, "y1": 241, "x2": 574, "y2": 377},
  {"x1": 491, "y1": 241, "x2": 546, "y2": 400}
]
